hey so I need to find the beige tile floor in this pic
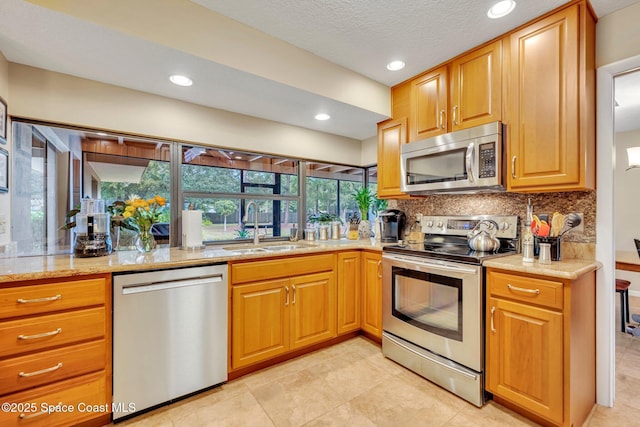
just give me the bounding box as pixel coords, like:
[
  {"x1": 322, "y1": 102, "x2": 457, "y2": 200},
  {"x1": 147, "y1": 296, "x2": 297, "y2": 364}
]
[{"x1": 114, "y1": 295, "x2": 640, "y2": 427}]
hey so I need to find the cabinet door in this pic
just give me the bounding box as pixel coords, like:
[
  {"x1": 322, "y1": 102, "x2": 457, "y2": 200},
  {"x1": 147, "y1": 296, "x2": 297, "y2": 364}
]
[
  {"x1": 231, "y1": 279, "x2": 290, "y2": 369},
  {"x1": 337, "y1": 251, "x2": 361, "y2": 335},
  {"x1": 410, "y1": 66, "x2": 448, "y2": 140},
  {"x1": 486, "y1": 297, "x2": 563, "y2": 425},
  {"x1": 377, "y1": 118, "x2": 407, "y2": 199},
  {"x1": 289, "y1": 272, "x2": 336, "y2": 350},
  {"x1": 507, "y1": 5, "x2": 581, "y2": 191},
  {"x1": 361, "y1": 252, "x2": 382, "y2": 339},
  {"x1": 450, "y1": 41, "x2": 502, "y2": 131}
]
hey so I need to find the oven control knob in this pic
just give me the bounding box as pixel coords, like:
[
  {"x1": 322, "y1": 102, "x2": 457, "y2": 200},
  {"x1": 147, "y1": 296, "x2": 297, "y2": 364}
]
[
  {"x1": 500, "y1": 222, "x2": 509, "y2": 230},
  {"x1": 426, "y1": 221, "x2": 434, "y2": 227},
  {"x1": 436, "y1": 221, "x2": 443, "y2": 228}
]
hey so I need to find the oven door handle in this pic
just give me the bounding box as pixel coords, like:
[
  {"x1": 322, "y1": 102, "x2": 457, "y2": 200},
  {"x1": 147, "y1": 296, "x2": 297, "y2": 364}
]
[
  {"x1": 384, "y1": 333, "x2": 478, "y2": 380},
  {"x1": 383, "y1": 254, "x2": 478, "y2": 275}
]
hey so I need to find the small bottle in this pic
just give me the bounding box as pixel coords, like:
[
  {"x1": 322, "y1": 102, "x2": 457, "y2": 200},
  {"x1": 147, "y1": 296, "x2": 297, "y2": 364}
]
[{"x1": 522, "y1": 199, "x2": 534, "y2": 263}]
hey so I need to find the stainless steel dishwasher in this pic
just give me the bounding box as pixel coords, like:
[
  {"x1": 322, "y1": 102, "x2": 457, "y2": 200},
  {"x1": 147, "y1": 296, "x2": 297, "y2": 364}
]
[{"x1": 112, "y1": 264, "x2": 228, "y2": 421}]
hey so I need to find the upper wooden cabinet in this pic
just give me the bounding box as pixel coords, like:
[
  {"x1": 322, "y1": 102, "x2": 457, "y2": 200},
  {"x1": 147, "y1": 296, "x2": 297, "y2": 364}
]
[
  {"x1": 410, "y1": 66, "x2": 448, "y2": 140},
  {"x1": 450, "y1": 41, "x2": 502, "y2": 131},
  {"x1": 408, "y1": 40, "x2": 502, "y2": 141},
  {"x1": 377, "y1": 117, "x2": 407, "y2": 199},
  {"x1": 506, "y1": 2, "x2": 595, "y2": 192}
]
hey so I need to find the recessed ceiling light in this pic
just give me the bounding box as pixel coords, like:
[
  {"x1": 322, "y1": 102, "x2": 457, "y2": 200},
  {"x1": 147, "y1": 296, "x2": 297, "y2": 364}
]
[
  {"x1": 315, "y1": 113, "x2": 331, "y2": 121},
  {"x1": 386, "y1": 60, "x2": 405, "y2": 71},
  {"x1": 487, "y1": 0, "x2": 516, "y2": 19},
  {"x1": 96, "y1": 132, "x2": 107, "y2": 136},
  {"x1": 234, "y1": 156, "x2": 243, "y2": 160},
  {"x1": 169, "y1": 74, "x2": 193, "y2": 86}
]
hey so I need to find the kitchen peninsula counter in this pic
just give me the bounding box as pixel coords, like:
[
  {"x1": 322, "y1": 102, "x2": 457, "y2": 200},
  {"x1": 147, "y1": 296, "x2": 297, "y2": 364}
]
[
  {"x1": 483, "y1": 254, "x2": 601, "y2": 280},
  {"x1": 0, "y1": 239, "x2": 386, "y2": 283}
]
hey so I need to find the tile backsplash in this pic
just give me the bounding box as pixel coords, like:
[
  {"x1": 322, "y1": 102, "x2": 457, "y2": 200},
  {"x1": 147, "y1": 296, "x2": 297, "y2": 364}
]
[{"x1": 390, "y1": 190, "x2": 595, "y2": 244}]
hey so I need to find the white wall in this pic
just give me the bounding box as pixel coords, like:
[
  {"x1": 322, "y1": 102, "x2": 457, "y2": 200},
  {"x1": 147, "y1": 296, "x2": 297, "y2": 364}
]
[
  {"x1": 596, "y1": 2, "x2": 640, "y2": 67},
  {"x1": 360, "y1": 135, "x2": 377, "y2": 167},
  {"x1": 8, "y1": 64, "x2": 365, "y2": 166},
  {"x1": 0, "y1": 51, "x2": 9, "y2": 248}
]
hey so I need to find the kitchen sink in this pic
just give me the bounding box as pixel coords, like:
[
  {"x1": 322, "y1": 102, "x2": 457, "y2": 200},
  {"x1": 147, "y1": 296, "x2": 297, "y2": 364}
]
[
  {"x1": 222, "y1": 243, "x2": 311, "y2": 254},
  {"x1": 223, "y1": 247, "x2": 269, "y2": 254}
]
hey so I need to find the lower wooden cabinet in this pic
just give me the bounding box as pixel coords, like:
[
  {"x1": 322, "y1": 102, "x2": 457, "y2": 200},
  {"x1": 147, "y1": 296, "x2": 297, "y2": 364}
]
[
  {"x1": 0, "y1": 274, "x2": 111, "y2": 427},
  {"x1": 337, "y1": 251, "x2": 361, "y2": 335},
  {"x1": 485, "y1": 268, "x2": 595, "y2": 427},
  {"x1": 230, "y1": 254, "x2": 337, "y2": 370},
  {"x1": 361, "y1": 251, "x2": 383, "y2": 339}
]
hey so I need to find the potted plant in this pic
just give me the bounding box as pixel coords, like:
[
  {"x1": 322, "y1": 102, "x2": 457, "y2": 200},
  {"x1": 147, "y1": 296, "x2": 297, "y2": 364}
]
[{"x1": 352, "y1": 187, "x2": 375, "y2": 238}]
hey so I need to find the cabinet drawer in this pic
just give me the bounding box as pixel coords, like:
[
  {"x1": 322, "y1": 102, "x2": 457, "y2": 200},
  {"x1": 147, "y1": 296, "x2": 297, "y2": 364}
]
[
  {"x1": 0, "y1": 277, "x2": 106, "y2": 320},
  {"x1": 0, "y1": 340, "x2": 106, "y2": 395},
  {"x1": 0, "y1": 307, "x2": 105, "y2": 358},
  {"x1": 488, "y1": 271, "x2": 563, "y2": 310},
  {"x1": 0, "y1": 372, "x2": 108, "y2": 427},
  {"x1": 231, "y1": 253, "x2": 335, "y2": 284}
]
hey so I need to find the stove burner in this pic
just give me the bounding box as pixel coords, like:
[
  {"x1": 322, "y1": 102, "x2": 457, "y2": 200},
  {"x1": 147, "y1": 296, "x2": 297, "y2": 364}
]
[{"x1": 383, "y1": 214, "x2": 520, "y2": 264}]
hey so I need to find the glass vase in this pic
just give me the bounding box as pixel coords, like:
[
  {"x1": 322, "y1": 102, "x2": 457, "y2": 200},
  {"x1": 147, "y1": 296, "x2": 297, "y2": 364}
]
[{"x1": 135, "y1": 229, "x2": 156, "y2": 253}]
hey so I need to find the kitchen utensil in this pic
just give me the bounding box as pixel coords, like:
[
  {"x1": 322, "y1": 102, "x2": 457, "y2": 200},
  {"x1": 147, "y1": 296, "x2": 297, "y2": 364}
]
[
  {"x1": 539, "y1": 243, "x2": 552, "y2": 264},
  {"x1": 550, "y1": 212, "x2": 565, "y2": 237},
  {"x1": 559, "y1": 213, "x2": 582, "y2": 236},
  {"x1": 467, "y1": 220, "x2": 500, "y2": 252}
]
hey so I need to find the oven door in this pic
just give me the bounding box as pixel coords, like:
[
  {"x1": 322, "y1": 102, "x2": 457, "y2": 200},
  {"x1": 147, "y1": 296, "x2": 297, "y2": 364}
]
[{"x1": 382, "y1": 253, "x2": 482, "y2": 372}]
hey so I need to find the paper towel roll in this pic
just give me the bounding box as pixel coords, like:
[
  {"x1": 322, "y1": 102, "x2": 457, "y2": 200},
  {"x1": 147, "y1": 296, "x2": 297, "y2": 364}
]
[{"x1": 182, "y1": 210, "x2": 203, "y2": 248}]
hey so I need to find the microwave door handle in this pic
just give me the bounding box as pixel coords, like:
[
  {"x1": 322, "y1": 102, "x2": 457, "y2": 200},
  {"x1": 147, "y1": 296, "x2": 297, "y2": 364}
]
[{"x1": 466, "y1": 142, "x2": 475, "y2": 183}]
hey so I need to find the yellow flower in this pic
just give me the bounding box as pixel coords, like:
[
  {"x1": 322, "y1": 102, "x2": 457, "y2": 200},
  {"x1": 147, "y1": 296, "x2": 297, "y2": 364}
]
[{"x1": 117, "y1": 195, "x2": 167, "y2": 234}]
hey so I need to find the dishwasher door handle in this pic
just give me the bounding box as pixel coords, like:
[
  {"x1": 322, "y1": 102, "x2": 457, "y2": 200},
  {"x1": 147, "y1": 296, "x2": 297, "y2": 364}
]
[{"x1": 121, "y1": 275, "x2": 224, "y2": 295}]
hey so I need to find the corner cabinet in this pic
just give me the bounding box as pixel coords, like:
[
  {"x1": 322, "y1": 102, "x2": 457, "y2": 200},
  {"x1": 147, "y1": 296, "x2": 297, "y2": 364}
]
[
  {"x1": 230, "y1": 254, "x2": 336, "y2": 370},
  {"x1": 361, "y1": 251, "x2": 383, "y2": 340},
  {"x1": 506, "y1": 2, "x2": 595, "y2": 192},
  {"x1": 485, "y1": 268, "x2": 595, "y2": 427},
  {"x1": 377, "y1": 117, "x2": 408, "y2": 199}
]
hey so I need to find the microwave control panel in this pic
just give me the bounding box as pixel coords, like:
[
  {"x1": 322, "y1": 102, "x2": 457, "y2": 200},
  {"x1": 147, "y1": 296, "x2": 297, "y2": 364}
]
[{"x1": 478, "y1": 142, "x2": 496, "y2": 178}]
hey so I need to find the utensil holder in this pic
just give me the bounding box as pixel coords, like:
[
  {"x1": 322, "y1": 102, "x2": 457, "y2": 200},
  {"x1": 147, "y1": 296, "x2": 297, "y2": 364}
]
[{"x1": 534, "y1": 236, "x2": 561, "y2": 261}]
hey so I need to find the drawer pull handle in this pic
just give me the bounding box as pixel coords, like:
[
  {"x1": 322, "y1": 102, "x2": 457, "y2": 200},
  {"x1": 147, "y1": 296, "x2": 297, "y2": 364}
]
[
  {"x1": 19, "y1": 402, "x2": 61, "y2": 420},
  {"x1": 284, "y1": 286, "x2": 289, "y2": 306},
  {"x1": 19, "y1": 362, "x2": 63, "y2": 377},
  {"x1": 507, "y1": 284, "x2": 540, "y2": 295},
  {"x1": 18, "y1": 328, "x2": 62, "y2": 340},
  {"x1": 292, "y1": 285, "x2": 296, "y2": 304},
  {"x1": 490, "y1": 306, "x2": 497, "y2": 333},
  {"x1": 17, "y1": 294, "x2": 61, "y2": 304}
]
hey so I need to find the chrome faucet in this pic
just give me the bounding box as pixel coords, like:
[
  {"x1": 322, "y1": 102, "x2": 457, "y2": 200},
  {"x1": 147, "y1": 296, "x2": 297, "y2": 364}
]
[{"x1": 243, "y1": 201, "x2": 261, "y2": 245}]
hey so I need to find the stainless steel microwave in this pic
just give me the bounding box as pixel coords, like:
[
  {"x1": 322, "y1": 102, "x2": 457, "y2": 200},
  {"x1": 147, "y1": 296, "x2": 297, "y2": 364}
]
[{"x1": 400, "y1": 121, "x2": 504, "y2": 194}]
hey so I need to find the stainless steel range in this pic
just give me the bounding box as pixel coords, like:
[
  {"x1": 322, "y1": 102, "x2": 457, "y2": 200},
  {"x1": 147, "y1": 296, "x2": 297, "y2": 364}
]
[{"x1": 382, "y1": 215, "x2": 519, "y2": 407}]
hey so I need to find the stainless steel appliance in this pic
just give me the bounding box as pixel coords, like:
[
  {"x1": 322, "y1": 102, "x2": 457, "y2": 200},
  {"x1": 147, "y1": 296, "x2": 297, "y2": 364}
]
[
  {"x1": 382, "y1": 215, "x2": 519, "y2": 406},
  {"x1": 400, "y1": 122, "x2": 504, "y2": 194},
  {"x1": 74, "y1": 198, "x2": 112, "y2": 257},
  {"x1": 112, "y1": 264, "x2": 228, "y2": 421},
  {"x1": 378, "y1": 209, "x2": 406, "y2": 243}
]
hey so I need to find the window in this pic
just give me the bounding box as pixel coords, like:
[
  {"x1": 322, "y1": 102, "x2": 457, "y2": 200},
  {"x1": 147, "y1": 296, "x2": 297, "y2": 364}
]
[
  {"x1": 181, "y1": 145, "x2": 300, "y2": 243},
  {"x1": 11, "y1": 121, "x2": 375, "y2": 255}
]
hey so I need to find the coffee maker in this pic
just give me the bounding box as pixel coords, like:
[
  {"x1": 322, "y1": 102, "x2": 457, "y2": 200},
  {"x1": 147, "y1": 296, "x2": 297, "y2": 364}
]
[
  {"x1": 378, "y1": 209, "x2": 406, "y2": 243},
  {"x1": 74, "y1": 198, "x2": 112, "y2": 257}
]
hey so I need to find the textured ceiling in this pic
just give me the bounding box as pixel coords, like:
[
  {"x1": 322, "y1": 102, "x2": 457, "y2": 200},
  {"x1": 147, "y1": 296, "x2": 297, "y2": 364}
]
[{"x1": 0, "y1": 0, "x2": 638, "y2": 140}]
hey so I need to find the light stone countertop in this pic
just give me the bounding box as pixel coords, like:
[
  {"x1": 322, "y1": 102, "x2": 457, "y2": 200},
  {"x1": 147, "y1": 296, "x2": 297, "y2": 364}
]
[
  {"x1": 483, "y1": 254, "x2": 602, "y2": 280},
  {"x1": 0, "y1": 239, "x2": 386, "y2": 284}
]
